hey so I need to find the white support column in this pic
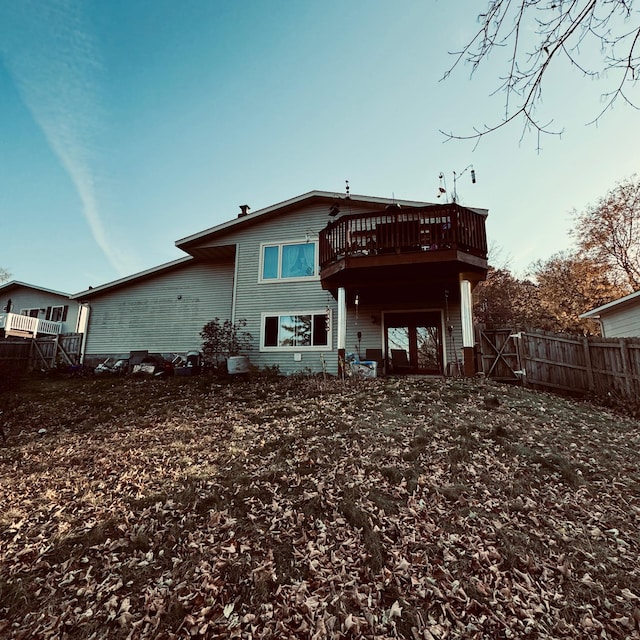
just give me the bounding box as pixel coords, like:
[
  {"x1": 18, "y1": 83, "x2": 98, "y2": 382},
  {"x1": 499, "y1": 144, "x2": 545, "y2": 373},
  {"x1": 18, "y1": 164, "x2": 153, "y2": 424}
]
[
  {"x1": 460, "y1": 279, "x2": 474, "y2": 348},
  {"x1": 77, "y1": 303, "x2": 91, "y2": 364},
  {"x1": 337, "y1": 287, "x2": 347, "y2": 351}
]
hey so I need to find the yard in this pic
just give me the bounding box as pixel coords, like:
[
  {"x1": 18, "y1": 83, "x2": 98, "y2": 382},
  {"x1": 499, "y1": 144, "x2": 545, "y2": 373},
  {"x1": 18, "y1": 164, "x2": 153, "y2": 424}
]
[{"x1": 0, "y1": 373, "x2": 639, "y2": 639}]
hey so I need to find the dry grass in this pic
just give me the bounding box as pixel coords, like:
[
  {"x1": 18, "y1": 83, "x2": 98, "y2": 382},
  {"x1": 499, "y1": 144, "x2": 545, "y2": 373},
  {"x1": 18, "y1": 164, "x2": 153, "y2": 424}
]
[{"x1": 0, "y1": 373, "x2": 639, "y2": 639}]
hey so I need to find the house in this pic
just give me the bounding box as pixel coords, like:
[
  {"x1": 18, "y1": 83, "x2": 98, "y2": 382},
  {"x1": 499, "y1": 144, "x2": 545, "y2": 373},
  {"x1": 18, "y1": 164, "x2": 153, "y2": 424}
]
[
  {"x1": 0, "y1": 281, "x2": 85, "y2": 339},
  {"x1": 580, "y1": 290, "x2": 640, "y2": 338},
  {"x1": 72, "y1": 191, "x2": 488, "y2": 375}
]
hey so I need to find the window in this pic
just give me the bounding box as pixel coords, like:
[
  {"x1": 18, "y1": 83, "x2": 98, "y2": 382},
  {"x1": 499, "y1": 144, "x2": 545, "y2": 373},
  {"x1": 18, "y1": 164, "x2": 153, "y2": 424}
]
[
  {"x1": 261, "y1": 311, "x2": 331, "y2": 350},
  {"x1": 261, "y1": 241, "x2": 317, "y2": 281},
  {"x1": 20, "y1": 308, "x2": 40, "y2": 318},
  {"x1": 48, "y1": 306, "x2": 67, "y2": 323}
]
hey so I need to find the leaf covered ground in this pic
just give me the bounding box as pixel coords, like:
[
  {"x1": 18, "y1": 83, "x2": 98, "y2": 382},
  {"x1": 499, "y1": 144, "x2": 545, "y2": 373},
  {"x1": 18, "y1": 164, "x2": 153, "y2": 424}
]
[{"x1": 0, "y1": 373, "x2": 639, "y2": 639}]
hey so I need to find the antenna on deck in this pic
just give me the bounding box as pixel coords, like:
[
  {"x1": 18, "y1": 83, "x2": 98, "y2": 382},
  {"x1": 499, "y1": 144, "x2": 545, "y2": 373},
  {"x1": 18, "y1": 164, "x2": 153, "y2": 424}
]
[{"x1": 438, "y1": 165, "x2": 476, "y2": 203}]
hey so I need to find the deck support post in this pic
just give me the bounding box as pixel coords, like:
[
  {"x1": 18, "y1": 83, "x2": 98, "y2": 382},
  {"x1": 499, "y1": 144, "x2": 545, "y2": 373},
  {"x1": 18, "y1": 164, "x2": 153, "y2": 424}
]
[
  {"x1": 460, "y1": 278, "x2": 476, "y2": 376},
  {"x1": 337, "y1": 287, "x2": 347, "y2": 376}
]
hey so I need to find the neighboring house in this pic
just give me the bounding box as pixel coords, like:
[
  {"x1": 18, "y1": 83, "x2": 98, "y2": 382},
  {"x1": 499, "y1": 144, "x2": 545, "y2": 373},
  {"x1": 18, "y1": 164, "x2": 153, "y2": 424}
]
[
  {"x1": 580, "y1": 291, "x2": 640, "y2": 338},
  {"x1": 72, "y1": 191, "x2": 489, "y2": 374},
  {"x1": 0, "y1": 281, "x2": 85, "y2": 338}
]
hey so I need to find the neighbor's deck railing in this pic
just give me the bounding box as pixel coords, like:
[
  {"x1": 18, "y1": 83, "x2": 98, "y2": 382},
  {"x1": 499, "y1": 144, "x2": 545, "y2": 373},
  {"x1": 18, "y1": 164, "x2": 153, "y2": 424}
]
[
  {"x1": 0, "y1": 313, "x2": 62, "y2": 336},
  {"x1": 319, "y1": 203, "x2": 487, "y2": 269}
]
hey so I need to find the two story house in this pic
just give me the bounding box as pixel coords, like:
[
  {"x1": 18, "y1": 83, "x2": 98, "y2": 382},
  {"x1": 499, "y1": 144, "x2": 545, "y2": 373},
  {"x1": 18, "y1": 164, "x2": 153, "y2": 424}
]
[{"x1": 72, "y1": 191, "x2": 488, "y2": 375}]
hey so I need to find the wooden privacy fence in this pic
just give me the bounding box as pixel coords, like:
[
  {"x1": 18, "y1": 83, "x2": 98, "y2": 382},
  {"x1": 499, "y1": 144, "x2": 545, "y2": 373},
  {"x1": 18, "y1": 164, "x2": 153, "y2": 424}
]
[
  {"x1": 477, "y1": 327, "x2": 640, "y2": 399},
  {"x1": 0, "y1": 333, "x2": 83, "y2": 371}
]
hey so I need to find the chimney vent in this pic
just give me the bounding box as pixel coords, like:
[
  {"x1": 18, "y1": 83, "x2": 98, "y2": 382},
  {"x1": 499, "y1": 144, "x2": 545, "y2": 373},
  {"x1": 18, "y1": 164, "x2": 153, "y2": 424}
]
[{"x1": 238, "y1": 204, "x2": 250, "y2": 218}]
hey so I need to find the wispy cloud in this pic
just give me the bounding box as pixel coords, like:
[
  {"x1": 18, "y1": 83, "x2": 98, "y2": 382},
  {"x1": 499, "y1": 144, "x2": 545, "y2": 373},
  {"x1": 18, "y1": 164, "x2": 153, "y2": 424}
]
[{"x1": 0, "y1": 0, "x2": 131, "y2": 275}]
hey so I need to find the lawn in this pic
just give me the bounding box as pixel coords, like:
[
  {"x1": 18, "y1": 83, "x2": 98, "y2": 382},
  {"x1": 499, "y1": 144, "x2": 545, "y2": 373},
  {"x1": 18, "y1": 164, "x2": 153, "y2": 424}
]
[{"x1": 0, "y1": 373, "x2": 639, "y2": 639}]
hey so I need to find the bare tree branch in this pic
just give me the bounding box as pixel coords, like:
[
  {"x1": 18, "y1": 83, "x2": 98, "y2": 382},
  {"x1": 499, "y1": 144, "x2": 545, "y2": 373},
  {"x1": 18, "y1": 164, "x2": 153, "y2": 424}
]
[{"x1": 442, "y1": 0, "x2": 640, "y2": 144}]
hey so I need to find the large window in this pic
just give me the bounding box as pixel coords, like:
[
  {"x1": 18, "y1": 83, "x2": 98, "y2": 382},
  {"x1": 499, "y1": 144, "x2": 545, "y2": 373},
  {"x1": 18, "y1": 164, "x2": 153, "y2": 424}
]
[
  {"x1": 261, "y1": 311, "x2": 331, "y2": 350},
  {"x1": 261, "y1": 241, "x2": 317, "y2": 281}
]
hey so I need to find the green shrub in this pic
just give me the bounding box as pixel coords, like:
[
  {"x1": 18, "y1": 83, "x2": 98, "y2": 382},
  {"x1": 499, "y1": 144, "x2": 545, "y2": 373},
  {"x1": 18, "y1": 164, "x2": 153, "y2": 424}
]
[{"x1": 200, "y1": 318, "x2": 253, "y2": 370}]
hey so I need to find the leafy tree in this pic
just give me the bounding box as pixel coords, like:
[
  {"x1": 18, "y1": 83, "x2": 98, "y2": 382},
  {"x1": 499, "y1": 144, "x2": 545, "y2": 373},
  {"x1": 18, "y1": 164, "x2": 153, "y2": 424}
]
[
  {"x1": 0, "y1": 268, "x2": 9, "y2": 284},
  {"x1": 531, "y1": 251, "x2": 628, "y2": 334},
  {"x1": 473, "y1": 266, "x2": 547, "y2": 328},
  {"x1": 573, "y1": 175, "x2": 640, "y2": 291},
  {"x1": 474, "y1": 254, "x2": 626, "y2": 335},
  {"x1": 443, "y1": 1, "x2": 640, "y2": 142}
]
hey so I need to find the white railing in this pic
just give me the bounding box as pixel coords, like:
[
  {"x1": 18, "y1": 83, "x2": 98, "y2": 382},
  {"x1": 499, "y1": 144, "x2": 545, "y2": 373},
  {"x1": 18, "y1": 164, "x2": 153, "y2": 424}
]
[{"x1": 0, "y1": 313, "x2": 62, "y2": 336}]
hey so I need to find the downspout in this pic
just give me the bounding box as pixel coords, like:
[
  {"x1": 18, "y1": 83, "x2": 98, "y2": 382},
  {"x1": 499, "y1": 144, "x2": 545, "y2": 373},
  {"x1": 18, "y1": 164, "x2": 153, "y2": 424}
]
[{"x1": 231, "y1": 244, "x2": 239, "y2": 324}]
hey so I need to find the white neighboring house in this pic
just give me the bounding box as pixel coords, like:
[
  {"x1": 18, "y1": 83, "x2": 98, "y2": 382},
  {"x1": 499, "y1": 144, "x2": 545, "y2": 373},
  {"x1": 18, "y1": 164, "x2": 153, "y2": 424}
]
[
  {"x1": 580, "y1": 291, "x2": 640, "y2": 338},
  {"x1": 0, "y1": 281, "x2": 86, "y2": 338}
]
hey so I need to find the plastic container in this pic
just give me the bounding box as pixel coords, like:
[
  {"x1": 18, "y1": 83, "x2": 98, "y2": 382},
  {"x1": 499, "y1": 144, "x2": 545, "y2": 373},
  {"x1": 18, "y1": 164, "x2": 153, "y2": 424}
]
[{"x1": 227, "y1": 355, "x2": 250, "y2": 374}]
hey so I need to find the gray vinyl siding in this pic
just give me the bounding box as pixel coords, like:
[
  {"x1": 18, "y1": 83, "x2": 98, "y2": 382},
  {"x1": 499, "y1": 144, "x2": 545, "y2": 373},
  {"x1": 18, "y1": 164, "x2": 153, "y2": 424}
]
[
  {"x1": 225, "y1": 204, "x2": 342, "y2": 374},
  {"x1": 2, "y1": 288, "x2": 79, "y2": 334},
  {"x1": 441, "y1": 300, "x2": 464, "y2": 371},
  {"x1": 83, "y1": 261, "x2": 234, "y2": 357},
  {"x1": 601, "y1": 305, "x2": 640, "y2": 338}
]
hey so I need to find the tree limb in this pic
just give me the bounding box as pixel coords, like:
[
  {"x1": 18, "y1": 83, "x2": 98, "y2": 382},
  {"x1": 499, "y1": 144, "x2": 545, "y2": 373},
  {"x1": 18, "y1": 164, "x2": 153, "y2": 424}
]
[{"x1": 442, "y1": 0, "x2": 639, "y2": 144}]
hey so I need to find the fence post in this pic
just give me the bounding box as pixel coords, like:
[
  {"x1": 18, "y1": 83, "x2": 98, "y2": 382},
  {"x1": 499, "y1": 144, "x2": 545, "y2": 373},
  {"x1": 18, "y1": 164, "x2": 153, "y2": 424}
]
[
  {"x1": 583, "y1": 337, "x2": 595, "y2": 392},
  {"x1": 619, "y1": 339, "x2": 633, "y2": 398},
  {"x1": 516, "y1": 331, "x2": 527, "y2": 387}
]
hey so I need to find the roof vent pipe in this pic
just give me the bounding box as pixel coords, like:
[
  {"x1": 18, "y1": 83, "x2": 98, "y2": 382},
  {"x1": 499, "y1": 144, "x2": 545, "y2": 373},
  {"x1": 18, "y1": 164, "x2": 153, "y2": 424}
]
[{"x1": 238, "y1": 204, "x2": 250, "y2": 218}]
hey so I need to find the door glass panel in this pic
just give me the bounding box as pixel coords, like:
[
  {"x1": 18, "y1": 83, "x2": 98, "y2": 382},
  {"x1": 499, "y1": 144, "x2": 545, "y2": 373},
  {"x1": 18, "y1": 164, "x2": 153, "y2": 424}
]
[
  {"x1": 387, "y1": 326, "x2": 410, "y2": 370},
  {"x1": 416, "y1": 325, "x2": 440, "y2": 371}
]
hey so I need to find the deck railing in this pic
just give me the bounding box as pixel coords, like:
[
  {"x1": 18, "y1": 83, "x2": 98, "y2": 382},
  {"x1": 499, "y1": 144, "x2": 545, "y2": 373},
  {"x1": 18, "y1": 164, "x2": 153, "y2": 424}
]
[
  {"x1": 319, "y1": 203, "x2": 487, "y2": 269},
  {"x1": 0, "y1": 313, "x2": 62, "y2": 336}
]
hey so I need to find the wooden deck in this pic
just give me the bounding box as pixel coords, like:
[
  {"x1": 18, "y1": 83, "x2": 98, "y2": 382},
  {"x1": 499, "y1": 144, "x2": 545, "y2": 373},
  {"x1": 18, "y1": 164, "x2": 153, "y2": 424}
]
[{"x1": 319, "y1": 203, "x2": 488, "y2": 289}]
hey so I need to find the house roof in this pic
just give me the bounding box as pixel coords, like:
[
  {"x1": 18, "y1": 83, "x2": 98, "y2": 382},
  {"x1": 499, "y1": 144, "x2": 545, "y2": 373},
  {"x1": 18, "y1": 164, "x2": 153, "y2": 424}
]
[
  {"x1": 579, "y1": 290, "x2": 640, "y2": 319},
  {"x1": 71, "y1": 256, "x2": 195, "y2": 300},
  {"x1": 175, "y1": 190, "x2": 481, "y2": 251},
  {"x1": 0, "y1": 280, "x2": 71, "y2": 298}
]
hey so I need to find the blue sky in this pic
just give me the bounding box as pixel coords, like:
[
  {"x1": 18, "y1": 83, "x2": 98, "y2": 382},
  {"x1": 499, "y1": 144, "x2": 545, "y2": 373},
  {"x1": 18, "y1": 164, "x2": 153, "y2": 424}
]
[{"x1": 1, "y1": 0, "x2": 638, "y2": 294}]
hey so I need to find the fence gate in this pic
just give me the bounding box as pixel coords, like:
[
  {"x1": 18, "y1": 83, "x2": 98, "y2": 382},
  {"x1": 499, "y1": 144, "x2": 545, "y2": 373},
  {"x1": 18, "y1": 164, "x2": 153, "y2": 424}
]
[{"x1": 476, "y1": 328, "x2": 525, "y2": 382}]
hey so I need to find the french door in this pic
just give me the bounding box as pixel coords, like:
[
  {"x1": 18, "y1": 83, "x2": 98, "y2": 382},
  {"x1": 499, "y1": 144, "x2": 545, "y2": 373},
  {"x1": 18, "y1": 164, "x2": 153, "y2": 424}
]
[{"x1": 385, "y1": 311, "x2": 443, "y2": 374}]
